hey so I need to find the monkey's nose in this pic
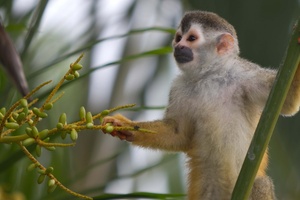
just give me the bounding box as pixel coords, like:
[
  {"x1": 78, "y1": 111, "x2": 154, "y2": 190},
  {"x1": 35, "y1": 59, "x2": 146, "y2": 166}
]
[{"x1": 174, "y1": 46, "x2": 193, "y2": 63}]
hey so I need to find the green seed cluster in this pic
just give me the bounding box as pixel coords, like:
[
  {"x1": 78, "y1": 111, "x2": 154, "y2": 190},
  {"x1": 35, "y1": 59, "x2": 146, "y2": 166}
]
[
  {"x1": 0, "y1": 57, "x2": 139, "y2": 200},
  {"x1": 1, "y1": 99, "x2": 29, "y2": 130},
  {"x1": 1, "y1": 99, "x2": 52, "y2": 137},
  {"x1": 0, "y1": 96, "x2": 61, "y2": 158},
  {"x1": 65, "y1": 63, "x2": 83, "y2": 81},
  {"x1": 0, "y1": 56, "x2": 95, "y2": 199},
  {"x1": 55, "y1": 113, "x2": 78, "y2": 142},
  {"x1": 99, "y1": 109, "x2": 109, "y2": 124},
  {"x1": 32, "y1": 107, "x2": 48, "y2": 118},
  {"x1": 27, "y1": 163, "x2": 57, "y2": 193}
]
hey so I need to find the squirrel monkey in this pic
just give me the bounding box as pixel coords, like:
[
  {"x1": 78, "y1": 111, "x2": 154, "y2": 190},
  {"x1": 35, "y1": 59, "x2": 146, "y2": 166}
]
[{"x1": 102, "y1": 11, "x2": 300, "y2": 200}]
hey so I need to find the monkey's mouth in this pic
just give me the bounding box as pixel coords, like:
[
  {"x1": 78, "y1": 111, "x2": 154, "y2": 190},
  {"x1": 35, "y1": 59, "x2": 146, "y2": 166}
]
[{"x1": 174, "y1": 47, "x2": 193, "y2": 63}]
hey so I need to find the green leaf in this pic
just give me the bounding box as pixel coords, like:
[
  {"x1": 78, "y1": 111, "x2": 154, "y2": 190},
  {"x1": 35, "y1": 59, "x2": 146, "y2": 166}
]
[
  {"x1": 36, "y1": 46, "x2": 173, "y2": 100},
  {"x1": 27, "y1": 27, "x2": 175, "y2": 78}
]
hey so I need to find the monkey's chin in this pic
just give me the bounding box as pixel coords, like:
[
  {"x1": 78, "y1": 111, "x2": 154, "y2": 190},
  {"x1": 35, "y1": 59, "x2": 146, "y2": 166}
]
[{"x1": 176, "y1": 62, "x2": 196, "y2": 73}]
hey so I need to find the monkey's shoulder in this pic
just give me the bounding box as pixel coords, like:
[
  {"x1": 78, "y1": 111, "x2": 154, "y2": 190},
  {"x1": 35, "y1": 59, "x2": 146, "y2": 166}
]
[
  {"x1": 168, "y1": 61, "x2": 270, "y2": 114},
  {"x1": 171, "y1": 69, "x2": 240, "y2": 96}
]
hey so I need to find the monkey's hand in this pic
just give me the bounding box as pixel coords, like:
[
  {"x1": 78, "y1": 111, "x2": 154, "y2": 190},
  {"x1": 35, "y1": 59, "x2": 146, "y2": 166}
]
[
  {"x1": 102, "y1": 114, "x2": 135, "y2": 142},
  {"x1": 102, "y1": 114, "x2": 190, "y2": 151},
  {"x1": 250, "y1": 176, "x2": 277, "y2": 200}
]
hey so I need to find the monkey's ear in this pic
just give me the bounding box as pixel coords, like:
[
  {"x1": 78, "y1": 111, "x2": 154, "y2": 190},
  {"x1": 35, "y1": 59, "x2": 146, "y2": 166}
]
[{"x1": 216, "y1": 33, "x2": 235, "y2": 55}]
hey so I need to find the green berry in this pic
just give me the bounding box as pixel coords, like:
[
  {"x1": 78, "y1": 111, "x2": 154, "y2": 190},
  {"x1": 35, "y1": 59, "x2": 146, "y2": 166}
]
[
  {"x1": 45, "y1": 146, "x2": 56, "y2": 151},
  {"x1": 26, "y1": 127, "x2": 33, "y2": 137},
  {"x1": 38, "y1": 111, "x2": 48, "y2": 118},
  {"x1": 32, "y1": 126, "x2": 39, "y2": 138},
  {"x1": 71, "y1": 63, "x2": 83, "y2": 71},
  {"x1": 22, "y1": 138, "x2": 35, "y2": 146},
  {"x1": 56, "y1": 123, "x2": 64, "y2": 130},
  {"x1": 59, "y1": 113, "x2": 67, "y2": 124},
  {"x1": 27, "y1": 163, "x2": 37, "y2": 172},
  {"x1": 48, "y1": 179, "x2": 56, "y2": 187},
  {"x1": 12, "y1": 112, "x2": 19, "y2": 120},
  {"x1": 37, "y1": 174, "x2": 45, "y2": 184},
  {"x1": 44, "y1": 103, "x2": 53, "y2": 110},
  {"x1": 38, "y1": 129, "x2": 49, "y2": 139},
  {"x1": 65, "y1": 74, "x2": 74, "y2": 80},
  {"x1": 36, "y1": 145, "x2": 41, "y2": 157},
  {"x1": 101, "y1": 110, "x2": 110, "y2": 116},
  {"x1": 86, "y1": 122, "x2": 93, "y2": 129},
  {"x1": 28, "y1": 119, "x2": 34, "y2": 126},
  {"x1": 4, "y1": 122, "x2": 19, "y2": 129},
  {"x1": 105, "y1": 126, "x2": 114, "y2": 133},
  {"x1": 20, "y1": 99, "x2": 28, "y2": 107},
  {"x1": 86, "y1": 112, "x2": 93, "y2": 123},
  {"x1": 32, "y1": 107, "x2": 40, "y2": 116},
  {"x1": 74, "y1": 71, "x2": 80, "y2": 78},
  {"x1": 45, "y1": 167, "x2": 54, "y2": 174},
  {"x1": 70, "y1": 129, "x2": 78, "y2": 141},
  {"x1": 79, "y1": 106, "x2": 86, "y2": 120},
  {"x1": 0, "y1": 107, "x2": 6, "y2": 115}
]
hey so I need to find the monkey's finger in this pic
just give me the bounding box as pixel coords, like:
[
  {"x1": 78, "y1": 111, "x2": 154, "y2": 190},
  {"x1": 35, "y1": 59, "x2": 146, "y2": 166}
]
[
  {"x1": 108, "y1": 129, "x2": 134, "y2": 142},
  {"x1": 0, "y1": 22, "x2": 29, "y2": 96},
  {"x1": 102, "y1": 117, "x2": 123, "y2": 126},
  {"x1": 110, "y1": 130, "x2": 118, "y2": 137},
  {"x1": 116, "y1": 131, "x2": 134, "y2": 142},
  {"x1": 124, "y1": 134, "x2": 134, "y2": 142},
  {"x1": 118, "y1": 133, "x2": 126, "y2": 140},
  {"x1": 108, "y1": 130, "x2": 125, "y2": 139}
]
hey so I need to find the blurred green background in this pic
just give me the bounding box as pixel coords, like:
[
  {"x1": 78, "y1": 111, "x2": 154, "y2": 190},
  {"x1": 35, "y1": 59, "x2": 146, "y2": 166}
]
[{"x1": 0, "y1": 0, "x2": 299, "y2": 199}]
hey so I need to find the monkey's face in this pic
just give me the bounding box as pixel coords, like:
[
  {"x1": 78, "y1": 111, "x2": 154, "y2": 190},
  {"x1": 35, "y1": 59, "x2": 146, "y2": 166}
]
[
  {"x1": 172, "y1": 24, "x2": 206, "y2": 70},
  {"x1": 173, "y1": 23, "x2": 239, "y2": 73}
]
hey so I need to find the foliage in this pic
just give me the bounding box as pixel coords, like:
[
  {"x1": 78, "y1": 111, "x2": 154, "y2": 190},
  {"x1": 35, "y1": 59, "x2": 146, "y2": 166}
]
[{"x1": 0, "y1": 54, "x2": 161, "y2": 199}]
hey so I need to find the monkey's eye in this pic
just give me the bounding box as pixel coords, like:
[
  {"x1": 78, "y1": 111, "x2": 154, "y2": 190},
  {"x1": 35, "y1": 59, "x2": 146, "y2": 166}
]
[
  {"x1": 175, "y1": 35, "x2": 182, "y2": 42},
  {"x1": 188, "y1": 35, "x2": 196, "y2": 41}
]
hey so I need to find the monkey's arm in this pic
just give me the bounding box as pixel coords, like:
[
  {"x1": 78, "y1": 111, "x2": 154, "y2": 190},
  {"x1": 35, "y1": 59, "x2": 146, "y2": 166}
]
[
  {"x1": 281, "y1": 62, "x2": 300, "y2": 115},
  {"x1": 103, "y1": 114, "x2": 191, "y2": 152},
  {"x1": 244, "y1": 62, "x2": 300, "y2": 116}
]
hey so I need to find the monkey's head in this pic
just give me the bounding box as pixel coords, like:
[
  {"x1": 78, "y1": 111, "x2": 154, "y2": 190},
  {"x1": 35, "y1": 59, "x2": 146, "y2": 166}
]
[{"x1": 172, "y1": 11, "x2": 240, "y2": 72}]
